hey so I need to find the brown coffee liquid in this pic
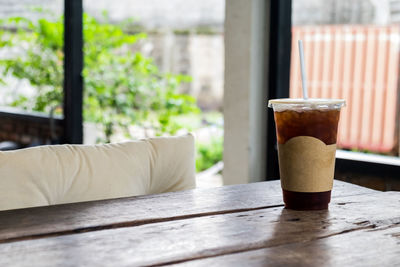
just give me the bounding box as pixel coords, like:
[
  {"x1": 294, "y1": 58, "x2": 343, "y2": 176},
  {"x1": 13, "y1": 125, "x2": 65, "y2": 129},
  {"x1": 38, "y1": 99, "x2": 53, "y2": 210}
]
[
  {"x1": 274, "y1": 109, "x2": 340, "y2": 210},
  {"x1": 274, "y1": 109, "x2": 340, "y2": 145},
  {"x1": 283, "y1": 190, "x2": 331, "y2": 210}
]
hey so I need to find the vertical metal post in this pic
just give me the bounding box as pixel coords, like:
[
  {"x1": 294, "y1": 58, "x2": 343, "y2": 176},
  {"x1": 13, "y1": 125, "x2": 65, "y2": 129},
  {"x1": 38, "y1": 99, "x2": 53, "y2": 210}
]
[
  {"x1": 63, "y1": 0, "x2": 83, "y2": 144},
  {"x1": 266, "y1": 0, "x2": 291, "y2": 179}
]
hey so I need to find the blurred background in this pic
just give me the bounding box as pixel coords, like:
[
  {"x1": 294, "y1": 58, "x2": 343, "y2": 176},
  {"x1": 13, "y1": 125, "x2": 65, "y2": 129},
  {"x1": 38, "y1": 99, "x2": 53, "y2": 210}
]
[{"x1": 0, "y1": 0, "x2": 398, "y2": 188}]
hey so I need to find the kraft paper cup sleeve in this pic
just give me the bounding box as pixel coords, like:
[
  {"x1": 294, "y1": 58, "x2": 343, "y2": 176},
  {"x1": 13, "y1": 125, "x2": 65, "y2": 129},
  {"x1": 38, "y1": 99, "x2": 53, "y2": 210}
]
[{"x1": 278, "y1": 136, "x2": 337, "y2": 192}]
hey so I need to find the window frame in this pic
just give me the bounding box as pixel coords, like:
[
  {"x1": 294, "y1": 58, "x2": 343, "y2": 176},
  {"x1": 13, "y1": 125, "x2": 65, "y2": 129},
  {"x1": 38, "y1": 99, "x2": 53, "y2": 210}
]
[
  {"x1": 266, "y1": 0, "x2": 400, "y2": 182},
  {"x1": 266, "y1": 0, "x2": 291, "y2": 179},
  {"x1": 63, "y1": 0, "x2": 83, "y2": 144}
]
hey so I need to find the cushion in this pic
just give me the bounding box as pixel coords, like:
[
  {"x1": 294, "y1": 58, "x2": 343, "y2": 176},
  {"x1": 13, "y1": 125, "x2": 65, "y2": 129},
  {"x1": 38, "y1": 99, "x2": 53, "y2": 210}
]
[{"x1": 0, "y1": 134, "x2": 195, "y2": 211}]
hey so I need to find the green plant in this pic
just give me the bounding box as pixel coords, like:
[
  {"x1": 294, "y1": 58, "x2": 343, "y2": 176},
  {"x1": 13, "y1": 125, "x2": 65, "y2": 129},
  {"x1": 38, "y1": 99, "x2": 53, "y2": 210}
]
[
  {"x1": 196, "y1": 137, "x2": 223, "y2": 172},
  {"x1": 0, "y1": 13, "x2": 199, "y2": 142}
]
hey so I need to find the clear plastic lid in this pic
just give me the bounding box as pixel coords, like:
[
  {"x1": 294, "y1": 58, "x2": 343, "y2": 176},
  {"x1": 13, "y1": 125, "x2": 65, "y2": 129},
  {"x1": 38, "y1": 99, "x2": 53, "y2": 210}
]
[{"x1": 268, "y1": 98, "x2": 345, "y2": 111}]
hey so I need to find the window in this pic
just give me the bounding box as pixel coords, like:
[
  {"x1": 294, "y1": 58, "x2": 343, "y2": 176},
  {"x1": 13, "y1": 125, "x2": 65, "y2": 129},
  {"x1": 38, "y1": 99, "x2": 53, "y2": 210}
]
[
  {"x1": 267, "y1": 0, "x2": 400, "y2": 190},
  {"x1": 0, "y1": 0, "x2": 67, "y2": 147}
]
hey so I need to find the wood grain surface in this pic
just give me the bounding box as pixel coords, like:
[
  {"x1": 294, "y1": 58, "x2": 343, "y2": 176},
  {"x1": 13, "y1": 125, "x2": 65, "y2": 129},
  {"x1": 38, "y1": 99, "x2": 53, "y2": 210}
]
[
  {"x1": 177, "y1": 225, "x2": 400, "y2": 266},
  {"x1": 0, "y1": 180, "x2": 374, "y2": 242},
  {"x1": 1, "y1": 190, "x2": 398, "y2": 267}
]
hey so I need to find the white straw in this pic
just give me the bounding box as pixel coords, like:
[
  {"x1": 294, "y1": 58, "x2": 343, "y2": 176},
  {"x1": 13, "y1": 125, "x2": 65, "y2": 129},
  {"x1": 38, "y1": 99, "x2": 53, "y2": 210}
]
[{"x1": 298, "y1": 40, "x2": 308, "y2": 100}]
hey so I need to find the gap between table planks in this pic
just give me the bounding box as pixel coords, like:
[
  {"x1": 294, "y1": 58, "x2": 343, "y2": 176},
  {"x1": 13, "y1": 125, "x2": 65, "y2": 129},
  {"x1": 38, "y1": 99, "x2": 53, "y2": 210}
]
[
  {"x1": 0, "y1": 180, "x2": 374, "y2": 243},
  {"x1": 0, "y1": 192, "x2": 398, "y2": 266},
  {"x1": 0, "y1": 185, "x2": 397, "y2": 266}
]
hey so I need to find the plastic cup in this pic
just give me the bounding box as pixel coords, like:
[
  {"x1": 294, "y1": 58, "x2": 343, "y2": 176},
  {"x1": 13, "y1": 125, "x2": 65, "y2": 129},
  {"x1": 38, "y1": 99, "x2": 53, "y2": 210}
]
[{"x1": 268, "y1": 98, "x2": 345, "y2": 210}]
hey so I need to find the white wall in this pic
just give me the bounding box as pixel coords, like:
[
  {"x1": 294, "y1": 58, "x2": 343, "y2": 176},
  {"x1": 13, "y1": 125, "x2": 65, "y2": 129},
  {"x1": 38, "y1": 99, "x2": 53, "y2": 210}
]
[
  {"x1": 223, "y1": 0, "x2": 269, "y2": 185},
  {"x1": 0, "y1": 0, "x2": 225, "y2": 29},
  {"x1": 84, "y1": 0, "x2": 225, "y2": 30}
]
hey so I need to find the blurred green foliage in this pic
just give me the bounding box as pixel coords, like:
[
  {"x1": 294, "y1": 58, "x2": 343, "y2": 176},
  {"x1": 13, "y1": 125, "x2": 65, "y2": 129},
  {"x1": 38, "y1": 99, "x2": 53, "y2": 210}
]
[
  {"x1": 0, "y1": 13, "x2": 199, "y2": 142},
  {"x1": 196, "y1": 136, "x2": 223, "y2": 172}
]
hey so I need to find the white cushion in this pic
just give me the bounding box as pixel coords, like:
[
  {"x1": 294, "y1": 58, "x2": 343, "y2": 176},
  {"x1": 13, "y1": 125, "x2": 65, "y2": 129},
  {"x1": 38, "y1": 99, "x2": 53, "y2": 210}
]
[{"x1": 0, "y1": 134, "x2": 195, "y2": 211}]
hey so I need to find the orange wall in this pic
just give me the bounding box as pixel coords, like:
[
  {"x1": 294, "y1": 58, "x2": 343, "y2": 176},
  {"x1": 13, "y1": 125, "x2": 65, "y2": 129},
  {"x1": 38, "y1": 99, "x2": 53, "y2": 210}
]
[{"x1": 291, "y1": 25, "x2": 400, "y2": 153}]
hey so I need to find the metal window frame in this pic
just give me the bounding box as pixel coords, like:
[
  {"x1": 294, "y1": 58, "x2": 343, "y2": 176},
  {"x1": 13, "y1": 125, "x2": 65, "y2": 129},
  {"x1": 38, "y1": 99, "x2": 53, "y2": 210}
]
[
  {"x1": 266, "y1": 0, "x2": 291, "y2": 179},
  {"x1": 266, "y1": 0, "x2": 400, "y2": 182},
  {"x1": 63, "y1": 0, "x2": 83, "y2": 144}
]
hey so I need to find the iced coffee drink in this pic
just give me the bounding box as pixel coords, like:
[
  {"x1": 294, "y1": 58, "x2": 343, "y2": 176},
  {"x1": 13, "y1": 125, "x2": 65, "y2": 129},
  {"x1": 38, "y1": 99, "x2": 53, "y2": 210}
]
[{"x1": 268, "y1": 99, "x2": 345, "y2": 210}]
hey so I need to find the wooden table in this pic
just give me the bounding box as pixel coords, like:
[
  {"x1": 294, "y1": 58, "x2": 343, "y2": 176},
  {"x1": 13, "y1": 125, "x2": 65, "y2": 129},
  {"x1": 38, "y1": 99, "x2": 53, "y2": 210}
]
[{"x1": 1, "y1": 180, "x2": 399, "y2": 266}]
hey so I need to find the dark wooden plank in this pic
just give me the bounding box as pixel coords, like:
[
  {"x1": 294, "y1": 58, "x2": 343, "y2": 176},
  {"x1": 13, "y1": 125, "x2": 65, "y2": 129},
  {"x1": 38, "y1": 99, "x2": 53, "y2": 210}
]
[
  {"x1": 0, "y1": 181, "x2": 374, "y2": 242},
  {"x1": 0, "y1": 106, "x2": 63, "y2": 124},
  {"x1": 177, "y1": 225, "x2": 400, "y2": 266},
  {"x1": 0, "y1": 191, "x2": 397, "y2": 267}
]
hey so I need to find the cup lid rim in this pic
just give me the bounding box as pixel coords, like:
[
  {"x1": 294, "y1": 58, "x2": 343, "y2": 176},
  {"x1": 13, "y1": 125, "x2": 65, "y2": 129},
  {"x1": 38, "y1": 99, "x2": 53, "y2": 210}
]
[{"x1": 268, "y1": 98, "x2": 345, "y2": 106}]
